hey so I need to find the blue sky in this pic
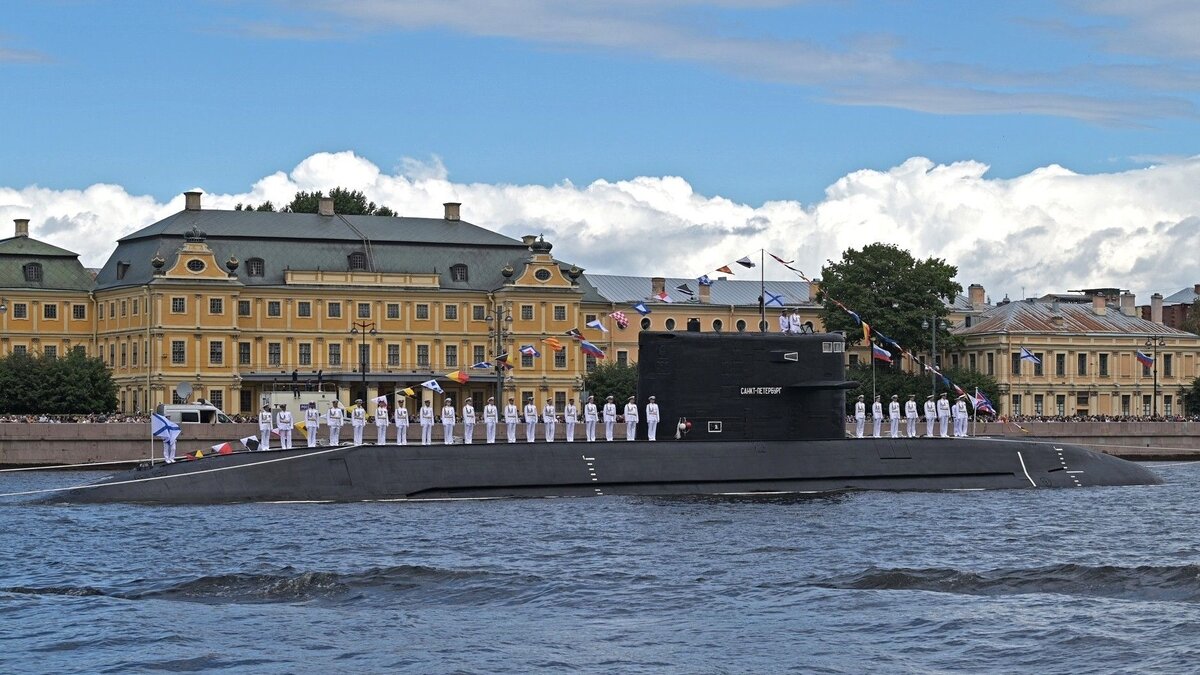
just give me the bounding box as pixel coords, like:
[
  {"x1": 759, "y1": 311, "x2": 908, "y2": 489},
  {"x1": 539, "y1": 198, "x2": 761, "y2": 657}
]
[{"x1": 2, "y1": 0, "x2": 1200, "y2": 299}]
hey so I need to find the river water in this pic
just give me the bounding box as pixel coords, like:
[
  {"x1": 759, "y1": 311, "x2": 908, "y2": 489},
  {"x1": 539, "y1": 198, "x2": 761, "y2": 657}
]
[{"x1": 1, "y1": 463, "x2": 1198, "y2": 674}]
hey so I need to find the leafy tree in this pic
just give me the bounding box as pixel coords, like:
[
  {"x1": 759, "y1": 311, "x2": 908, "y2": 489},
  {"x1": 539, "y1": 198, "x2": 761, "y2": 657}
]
[
  {"x1": 1180, "y1": 299, "x2": 1200, "y2": 336},
  {"x1": 234, "y1": 201, "x2": 276, "y2": 212},
  {"x1": 0, "y1": 350, "x2": 117, "y2": 414},
  {"x1": 1185, "y1": 376, "x2": 1200, "y2": 415},
  {"x1": 284, "y1": 187, "x2": 397, "y2": 216},
  {"x1": 818, "y1": 243, "x2": 962, "y2": 358},
  {"x1": 583, "y1": 361, "x2": 638, "y2": 404}
]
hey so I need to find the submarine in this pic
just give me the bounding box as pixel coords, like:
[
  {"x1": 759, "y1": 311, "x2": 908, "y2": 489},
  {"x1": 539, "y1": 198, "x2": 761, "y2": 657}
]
[{"x1": 49, "y1": 330, "x2": 1161, "y2": 504}]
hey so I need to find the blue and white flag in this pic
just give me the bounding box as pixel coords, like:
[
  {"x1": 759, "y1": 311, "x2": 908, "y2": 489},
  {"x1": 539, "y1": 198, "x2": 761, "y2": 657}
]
[
  {"x1": 471, "y1": 361, "x2": 493, "y2": 369},
  {"x1": 586, "y1": 318, "x2": 609, "y2": 333},
  {"x1": 632, "y1": 301, "x2": 651, "y2": 316},
  {"x1": 697, "y1": 275, "x2": 713, "y2": 287},
  {"x1": 764, "y1": 290, "x2": 785, "y2": 307},
  {"x1": 1019, "y1": 347, "x2": 1042, "y2": 365},
  {"x1": 420, "y1": 379, "x2": 444, "y2": 394},
  {"x1": 519, "y1": 344, "x2": 541, "y2": 358},
  {"x1": 151, "y1": 413, "x2": 181, "y2": 444}
]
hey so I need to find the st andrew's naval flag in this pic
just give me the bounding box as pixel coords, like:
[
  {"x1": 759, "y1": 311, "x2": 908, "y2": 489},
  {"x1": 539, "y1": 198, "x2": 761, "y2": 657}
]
[
  {"x1": 151, "y1": 413, "x2": 181, "y2": 445},
  {"x1": 1019, "y1": 347, "x2": 1042, "y2": 365}
]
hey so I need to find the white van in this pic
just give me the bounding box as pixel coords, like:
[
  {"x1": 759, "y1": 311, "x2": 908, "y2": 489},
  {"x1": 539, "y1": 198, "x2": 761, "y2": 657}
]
[{"x1": 155, "y1": 402, "x2": 235, "y2": 424}]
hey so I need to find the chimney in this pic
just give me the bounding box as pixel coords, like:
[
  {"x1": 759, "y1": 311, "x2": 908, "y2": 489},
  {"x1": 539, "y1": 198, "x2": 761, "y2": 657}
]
[
  {"x1": 443, "y1": 202, "x2": 461, "y2": 221},
  {"x1": 1194, "y1": 283, "x2": 1200, "y2": 296},
  {"x1": 968, "y1": 283, "x2": 985, "y2": 307},
  {"x1": 808, "y1": 279, "x2": 821, "y2": 303},
  {"x1": 699, "y1": 282, "x2": 711, "y2": 304},
  {"x1": 1120, "y1": 292, "x2": 1136, "y2": 316},
  {"x1": 1151, "y1": 293, "x2": 1163, "y2": 323},
  {"x1": 183, "y1": 191, "x2": 202, "y2": 211},
  {"x1": 651, "y1": 277, "x2": 666, "y2": 297},
  {"x1": 318, "y1": 197, "x2": 334, "y2": 216},
  {"x1": 14, "y1": 218, "x2": 30, "y2": 238},
  {"x1": 1091, "y1": 293, "x2": 1106, "y2": 316}
]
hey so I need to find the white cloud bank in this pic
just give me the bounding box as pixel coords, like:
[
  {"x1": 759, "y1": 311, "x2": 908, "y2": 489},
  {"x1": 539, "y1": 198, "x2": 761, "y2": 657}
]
[{"x1": 2, "y1": 150, "x2": 1199, "y2": 301}]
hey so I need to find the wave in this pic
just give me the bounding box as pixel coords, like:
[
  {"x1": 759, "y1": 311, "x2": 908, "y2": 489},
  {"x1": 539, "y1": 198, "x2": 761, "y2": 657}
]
[{"x1": 817, "y1": 563, "x2": 1200, "y2": 602}]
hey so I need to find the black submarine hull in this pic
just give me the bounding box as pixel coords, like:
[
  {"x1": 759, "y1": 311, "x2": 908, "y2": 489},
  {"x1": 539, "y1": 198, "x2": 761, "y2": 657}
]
[{"x1": 49, "y1": 436, "x2": 1161, "y2": 504}]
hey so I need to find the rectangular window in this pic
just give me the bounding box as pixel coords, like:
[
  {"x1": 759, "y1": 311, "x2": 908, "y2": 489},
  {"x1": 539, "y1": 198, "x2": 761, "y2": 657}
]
[
  {"x1": 238, "y1": 300, "x2": 251, "y2": 316},
  {"x1": 1033, "y1": 353, "x2": 1044, "y2": 377},
  {"x1": 521, "y1": 304, "x2": 534, "y2": 321},
  {"x1": 357, "y1": 302, "x2": 371, "y2": 319},
  {"x1": 951, "y1": 354, "x2": 959, "y2": 369},
  {"x1": 445, "y1": 345, "x2": 458, "y2": 367},
  {"x1": 1121, "y1": 395, "x2": 1131, "y2": 416},
  {"x1": 553, "y1": 305, "x2": 567, "y2": 321},
  {"x1": 120, "y1": 343, "x2": 127, "y2": 367},
  {"x1": 416, "y1": 345, "x2": 430, "y2": 367},
  {"x1": 328, "y1": 343, "x2": 341, "y2": 366},
  {"x1": 210, "y1": 390, "x2": 223, "y2": 411},
  {"x1": 1165, "y1": 396, "x2": 1173, "y2": 416},
  {"x1": 968, "y1": 353, "x2": 977, "y2": 372},
  {"x1": 171, "y1": 340, "x2": 186, "y2": 365},
  {"x1": 1077, "y1": 353, "x2": 1087, "y2": 376},
  {"x1": 238, "y1": 342, "x2": 251, "y2": 365},
  {"x1": 299, "y1": 343, "x2": 312, "y2": 366},
  {"x1": 132, "y1": 298, "x2": 139, "y2": 315},
  {"x1": 1099, "y1": 353, "x2": 1109, "y2": 377},
  {"x1": 415, "y1": 304, "x2": 429, "y2": 320},
  {"x1": 131, "y1": 341, "x2": 138, "y2": 366},
  {"x1": 1011, "y1": 352, "x2": 1021, "y2": 376},
  {"x1": 97, "y1": 303, "x2": 104, "y2": 320},
  {"x1": 328, "y1": 301, "x2": 342, "y2": 318},
  {"x1": 240, "y1": 389, "x2": 253, "y2": 413},
  {"x1": 13, "y1": 345, "x2": 26, "y2": 356},
  {"x1": 72, "y1": 304, "x2": 86, "y2": 320},
  {"x1": 585, "y1": 314, "x2": 597, "y2": 324},
  {"x1": 1011, "y1": 394, "x2": 1021, "y2": 414},
  {"x1": 209, "y1": 340, "x2": 223, "y2": 365},
  {"x1": 388, "y1": 344, "x2": 400, "y2": 366},
  {"x1": 585, "y1": 354, "x2": 597, "y2": 372},
  {"x1": 13, "y1": 303, "x2": 27, "y2": 319},
  {"x1": 1142, "y1": 359, "x2": 1152, "y2": 378},
  {"x1": 171, "y1": 297, "x2": 185, "y2": 313},
  {"x1": 521, "y1": 353, "x2": 534, "y2": 368},
  {"x1": 1056, "y1": 395, "x2": 1065, "y2": 416},
  {"x1": 109, "y1": 301, "x2": 115, "y2": 317},
  {"x1": 359, "y1": 344, "x2": 370, "y2": 371},
  {"x1": 387, "y1": 303, "x2": 400, "y2": 319},
  {"x1": 120, "y1": 300, "x2": 126, "y2": 317},
  {"x1": 268, "y1": 342, "x2": 281, "y2": 365},
  {"x1": 209, "y1": 297, "x2": 223, "y2": 314},
  {"x1": 1142, "y1": 395, "x2": 1152, "y2": 416},
  {"x1": 1077, "y1": 394, "x2": 1088, "y2": 406},
  {"x1": 554, "y1": 349, "x2": 567, "y2": 368},
  {"x1": 1033, "y1": 394, "x2": 1044, "y2": 415},
  {"x1": 472, "y1": 305, "x2": 486, "y2": 321},
  {"x1": 297, "y1": 301, "x2": 311, "y2": 318},
  {"x1": 617, "y1": 350, "x2": 628, "y2": 366},
  {"x1": 1055, "y1": 354, "x2": 1065, "y2": 377},
  {"x1": 44, "y1": 303, "x2": 58, "y2": 320},
  {"x1": 1165, "y1": 354, "x2": 1173, "y2": 377},
  {"x1": 43, "y1": 345, "x2": 57, "y2": 359},
  {"x1": 445, "y1": 304, "x2": 458, "y2": 320},
  {"x1": 267, "y1": 301, "x2": 281, "y2": 317},
  {"x1": 473, "y1": 345, "x2": 486, "y2": 364},
  {"x1": 554, "y1": 391, "x2": 566, "y2": 412}
]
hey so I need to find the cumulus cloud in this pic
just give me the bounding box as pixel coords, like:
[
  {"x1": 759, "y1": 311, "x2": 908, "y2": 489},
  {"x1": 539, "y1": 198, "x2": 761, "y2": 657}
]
[{"x1": 2, "y1": 151, "x2": 1199, "y2": 301}]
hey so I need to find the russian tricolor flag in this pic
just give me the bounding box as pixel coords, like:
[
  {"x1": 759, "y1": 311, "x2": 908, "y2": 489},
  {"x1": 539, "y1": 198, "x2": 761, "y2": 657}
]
[{"x1": 871, "y1": 344, "x2": 892, "y2": 363}]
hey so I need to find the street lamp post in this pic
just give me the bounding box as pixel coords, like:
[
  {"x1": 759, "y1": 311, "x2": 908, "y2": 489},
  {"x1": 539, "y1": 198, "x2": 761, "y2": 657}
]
[
  {"x1": 350, "y1": 321, "x2": 377, "y2": 403},
  {"x1": 1145, "y1": 336, "x2": 1166, "y2": 417},
  {"x1": 486, "y1": 305, "x2": 514, "y2": 404},
  {"x1": 921, "y1": 317, "x2": 948, "y2": 398}
]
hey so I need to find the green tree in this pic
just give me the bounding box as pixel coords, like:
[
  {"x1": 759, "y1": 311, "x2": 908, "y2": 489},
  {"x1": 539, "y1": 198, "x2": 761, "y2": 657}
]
[
  {"x1": 0, "y1": 351, "x2": 117, "y2": 414},
  {"x1": 1185, "y1": 376, "x2": 1200, "y2": 415},
  {"x1": 583, "y1": 361, "x2": 638, "y2": 403},
  {"x1": 234, "y1": 201, "x2": 276, "y2": 212},
  {"x1": 284, "y1": 187, "x2": 396, "y2": 216},
  {"x1": 819, "y1": 243, "x2": 962, "y2": 356}
]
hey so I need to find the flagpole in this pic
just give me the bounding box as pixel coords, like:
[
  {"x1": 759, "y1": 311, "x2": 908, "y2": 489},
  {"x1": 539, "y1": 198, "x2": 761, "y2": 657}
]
[
  {"x1": 759, "y1": 249, "x2": 766, "y2": 333},
  {"x1": 871, "y1": 343, "x2": 877, "y2": 401}
]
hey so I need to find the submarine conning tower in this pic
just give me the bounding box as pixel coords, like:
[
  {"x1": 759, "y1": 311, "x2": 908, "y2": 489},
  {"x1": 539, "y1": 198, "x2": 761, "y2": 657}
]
[{"x1": 636, "y1": 330, "x2": 857, "y2": 441}]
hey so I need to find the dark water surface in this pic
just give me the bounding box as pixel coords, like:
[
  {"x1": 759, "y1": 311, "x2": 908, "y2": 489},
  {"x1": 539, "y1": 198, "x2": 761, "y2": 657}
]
[{"x1": 2, "y1": 463, "x2": 1199, "y2": 674}]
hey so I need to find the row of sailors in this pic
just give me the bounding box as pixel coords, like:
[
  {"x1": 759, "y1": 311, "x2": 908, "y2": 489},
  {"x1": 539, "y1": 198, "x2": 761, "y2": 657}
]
[
  {"x1": 259, "y1": 395, "x2": 663, "y2": 449},
  {"x1": 852, "y1": 392, "x2": 972, "y2": 439}
]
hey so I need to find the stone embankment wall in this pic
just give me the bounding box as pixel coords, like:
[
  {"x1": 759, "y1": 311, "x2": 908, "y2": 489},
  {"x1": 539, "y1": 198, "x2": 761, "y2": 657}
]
[{"x1": 0, "y1": 423, "x2": 259, "y2": 467}]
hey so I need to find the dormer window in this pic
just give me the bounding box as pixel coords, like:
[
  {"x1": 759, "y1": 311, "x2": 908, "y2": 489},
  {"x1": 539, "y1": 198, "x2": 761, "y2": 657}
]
[
  {"x1": 246, "y1": 258, "x2": 265, "y2": 277},
  {"x1": 348, "y1": 252, "x2": 367, "y2": 271},
  {"x1": 23, "y1": 263, "x2": 42, "y2": 283},
  {"x1": 116, "y1": 261, "x2": 130, "y2": 280},
  {"x1": 450, "y1": 263, "x2": 469, "y2": 282}
]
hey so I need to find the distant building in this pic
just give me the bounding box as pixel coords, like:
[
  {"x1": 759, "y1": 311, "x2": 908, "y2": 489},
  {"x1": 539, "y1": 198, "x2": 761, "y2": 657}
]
[{"x1": 1139, "y1": 284, "x2": 1199, "y2": 331}]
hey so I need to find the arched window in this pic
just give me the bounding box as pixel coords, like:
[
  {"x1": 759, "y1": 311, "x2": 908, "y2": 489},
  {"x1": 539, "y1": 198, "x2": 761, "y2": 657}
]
[
  {"x1": 23, "y1": 263, "x2": 42, "y2": 283},
  {"x1": 712, "y1": 319, "x2": 723, "y2": 332},
  {"x1": 246, "y1": 258, "x2": 265, "y2": 277},
  {"x1": 450, "y1": 263, "x2": 469, "y2": 282},
  {"x1": 736, "y1": 319, "x2": 747, "y2": 332},
  {"x1": 640, "y1": 317, "x2": 651, "y2": 330},
  {"x1": 348, "y1": 252, "x2": 367, "y2": 271},
  {"x1": 665, "y1": 318, "x2": 676, "y2": 331}
]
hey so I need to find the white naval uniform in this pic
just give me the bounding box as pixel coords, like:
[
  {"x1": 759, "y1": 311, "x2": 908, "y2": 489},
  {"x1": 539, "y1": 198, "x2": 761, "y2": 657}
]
[
  {"x1": 394, "y1": 405, "x2": 409, "y2": 445},
  {"x1": 955, "y1": 400, "x2": 969, "y2": 437},
  {"x1": 645, "y1": 401, "x2": 660, "y2": 441},
  {"x1": 623, "y1": 402, "x2": 639, "y2": 441},
  {"x1": 327, "y1": 405, "x2": 344, "y2": 445},
  {"x1": 584, "y1": 400, "x2": 599, "y2": 442},
  {"x1": 888, "y1": 401, "x2": 901, "y2": 438},
  {"x1": 603, "y1": 401, "x2": 617, "y2": 441},
  {"x1": 936, "y1": 397, "x2": 951, "y2": 437},
  {"x1": 563, "y1": 402, "x2": 578, "y2": 442},
  {"x1": 441, "y1": 404, "x2": 456, "y2": 445},
  {"x1": 462, "y1": 403, "x2": 476, "y2": 444},
  {"x1": 905, "y1": 399, "x2": 919, "y2": 438},
  {"x1": 258, "y1": 409, "x2": 273, "y2": 450},
  {"x1": 923, "y1": 400, "x2": 937, "y2": 437},
  {"x1": 375, "y1": 405, "x2": 390, "y2": 444},
  {"x1": 789, "y1": 313, "x2": 803, "y2": 334},
  {"x1": 523, "y1": 403, "x2": 538, "y2": 443},
  {"x1": 483, "y1": 402, "x2": 498, "y2": 443},
  {"x1": 542, "y1": 403, "x2": 557, "y2": 442},
  {"x1": 854, "y1": 401, "x2": 866, "y2": 438},
  {"x1": 162, "y1": 435, "x2": 177, "y2": 463},
  {"x1": 304, "y1": 406, "x2": 320, "y2": 447},
  {"x1": 871, "y1": 401, "x2": 883, "y2": 438},
  {"x1": 778, "y1": 314, "x2": 791, "y2": 333},
  {"x1": 419, "y1": 403, "x2": 435, "y2": 445},
  {"x1": 504, "y1": 403, "x2": 519, "y2": 443},
  {"x1": 350, "y1": 406, "x2": 367, "y2": 445},
  {"x1": 277, "y1": 409, "x2": 294, "y2": 449}
]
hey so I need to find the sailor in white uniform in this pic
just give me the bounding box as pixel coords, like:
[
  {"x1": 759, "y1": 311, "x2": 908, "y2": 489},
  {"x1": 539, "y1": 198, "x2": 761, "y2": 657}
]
[
  {"x1": 394, "y1": 399, "x2": 409, "y2": 446},
  {"x1": 462, "y1": 399, "x2": 476, "y2": 444},
  {"x1": 304, "y1": 402, "x2": 321, "y2": 448},
  {"x1": 441, "y1": 398, "x2": 456, "y2": 445},
  {"x1": 645, "y1": 396, "x2": 660, "y2": 441},
  {"x1": 871, "y1": 395, "x2": 883, "y2": 438},
  {"x1": 350, "y1": 399, "x2": 367, "y2": 445},
  {"x1": 327, "y1": 400, "x2": 344, "y2": 445},
  {"x1": 778, "y1": 309, "x2": 791, "y2": 334},
  {"x1": 563, "y1": 398, "x2": 578, "y2": 442},
  {"x1": 258, "y1": 405, "x2": 273, "y2": 451},
  {"x1": 904, "y1": 394, "x2": 919, "y2": 438},
  {"x1": 419, "y1": 400, "x2": 435, "y2": 445},
  {"x1": 623, "y1": 396, "x2": 639, "y2": 441},
  {"x1": 523, "y1": 397, "x2": 538, "y2": 443},
  {"x1": 788, "y1": 309, "x2": 804, "y2": 335},
  {"x1": 504, "y1": 398, "x2": 519, "y2": 443},
  {"x1": 603, "y1": 396, "x2": 617, "y2": 442},
  {"x1": 854, "y1": 395, "x2": 866, "y2": 438},
  {"x1": 888, "y1": 395, "x2": 901, "y2": 438},
  {"x1": 542, "y1": 399, "x2": 557, "y2": 442},
  {"x1": 277, "y1": 403, "x2": 294, "y2": 449},
  {"x1": 375, "y1": 400, "x2": 390, "y2": 445},
  {"x1": 954, "y1": 396, "x2": 970, "y2": 437},
  {"x1": 936, "y1": 393, "x2": 951, "y2": 438},
  {"x1": 483, "y1": 396, "x2": 498, "y2": 444},
  {"x1": 923, "y1": 395, "x2": 936, "y2": 437},
  {"x1": 583, "y1": 395, "x2": 599, "y2": 442}
]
